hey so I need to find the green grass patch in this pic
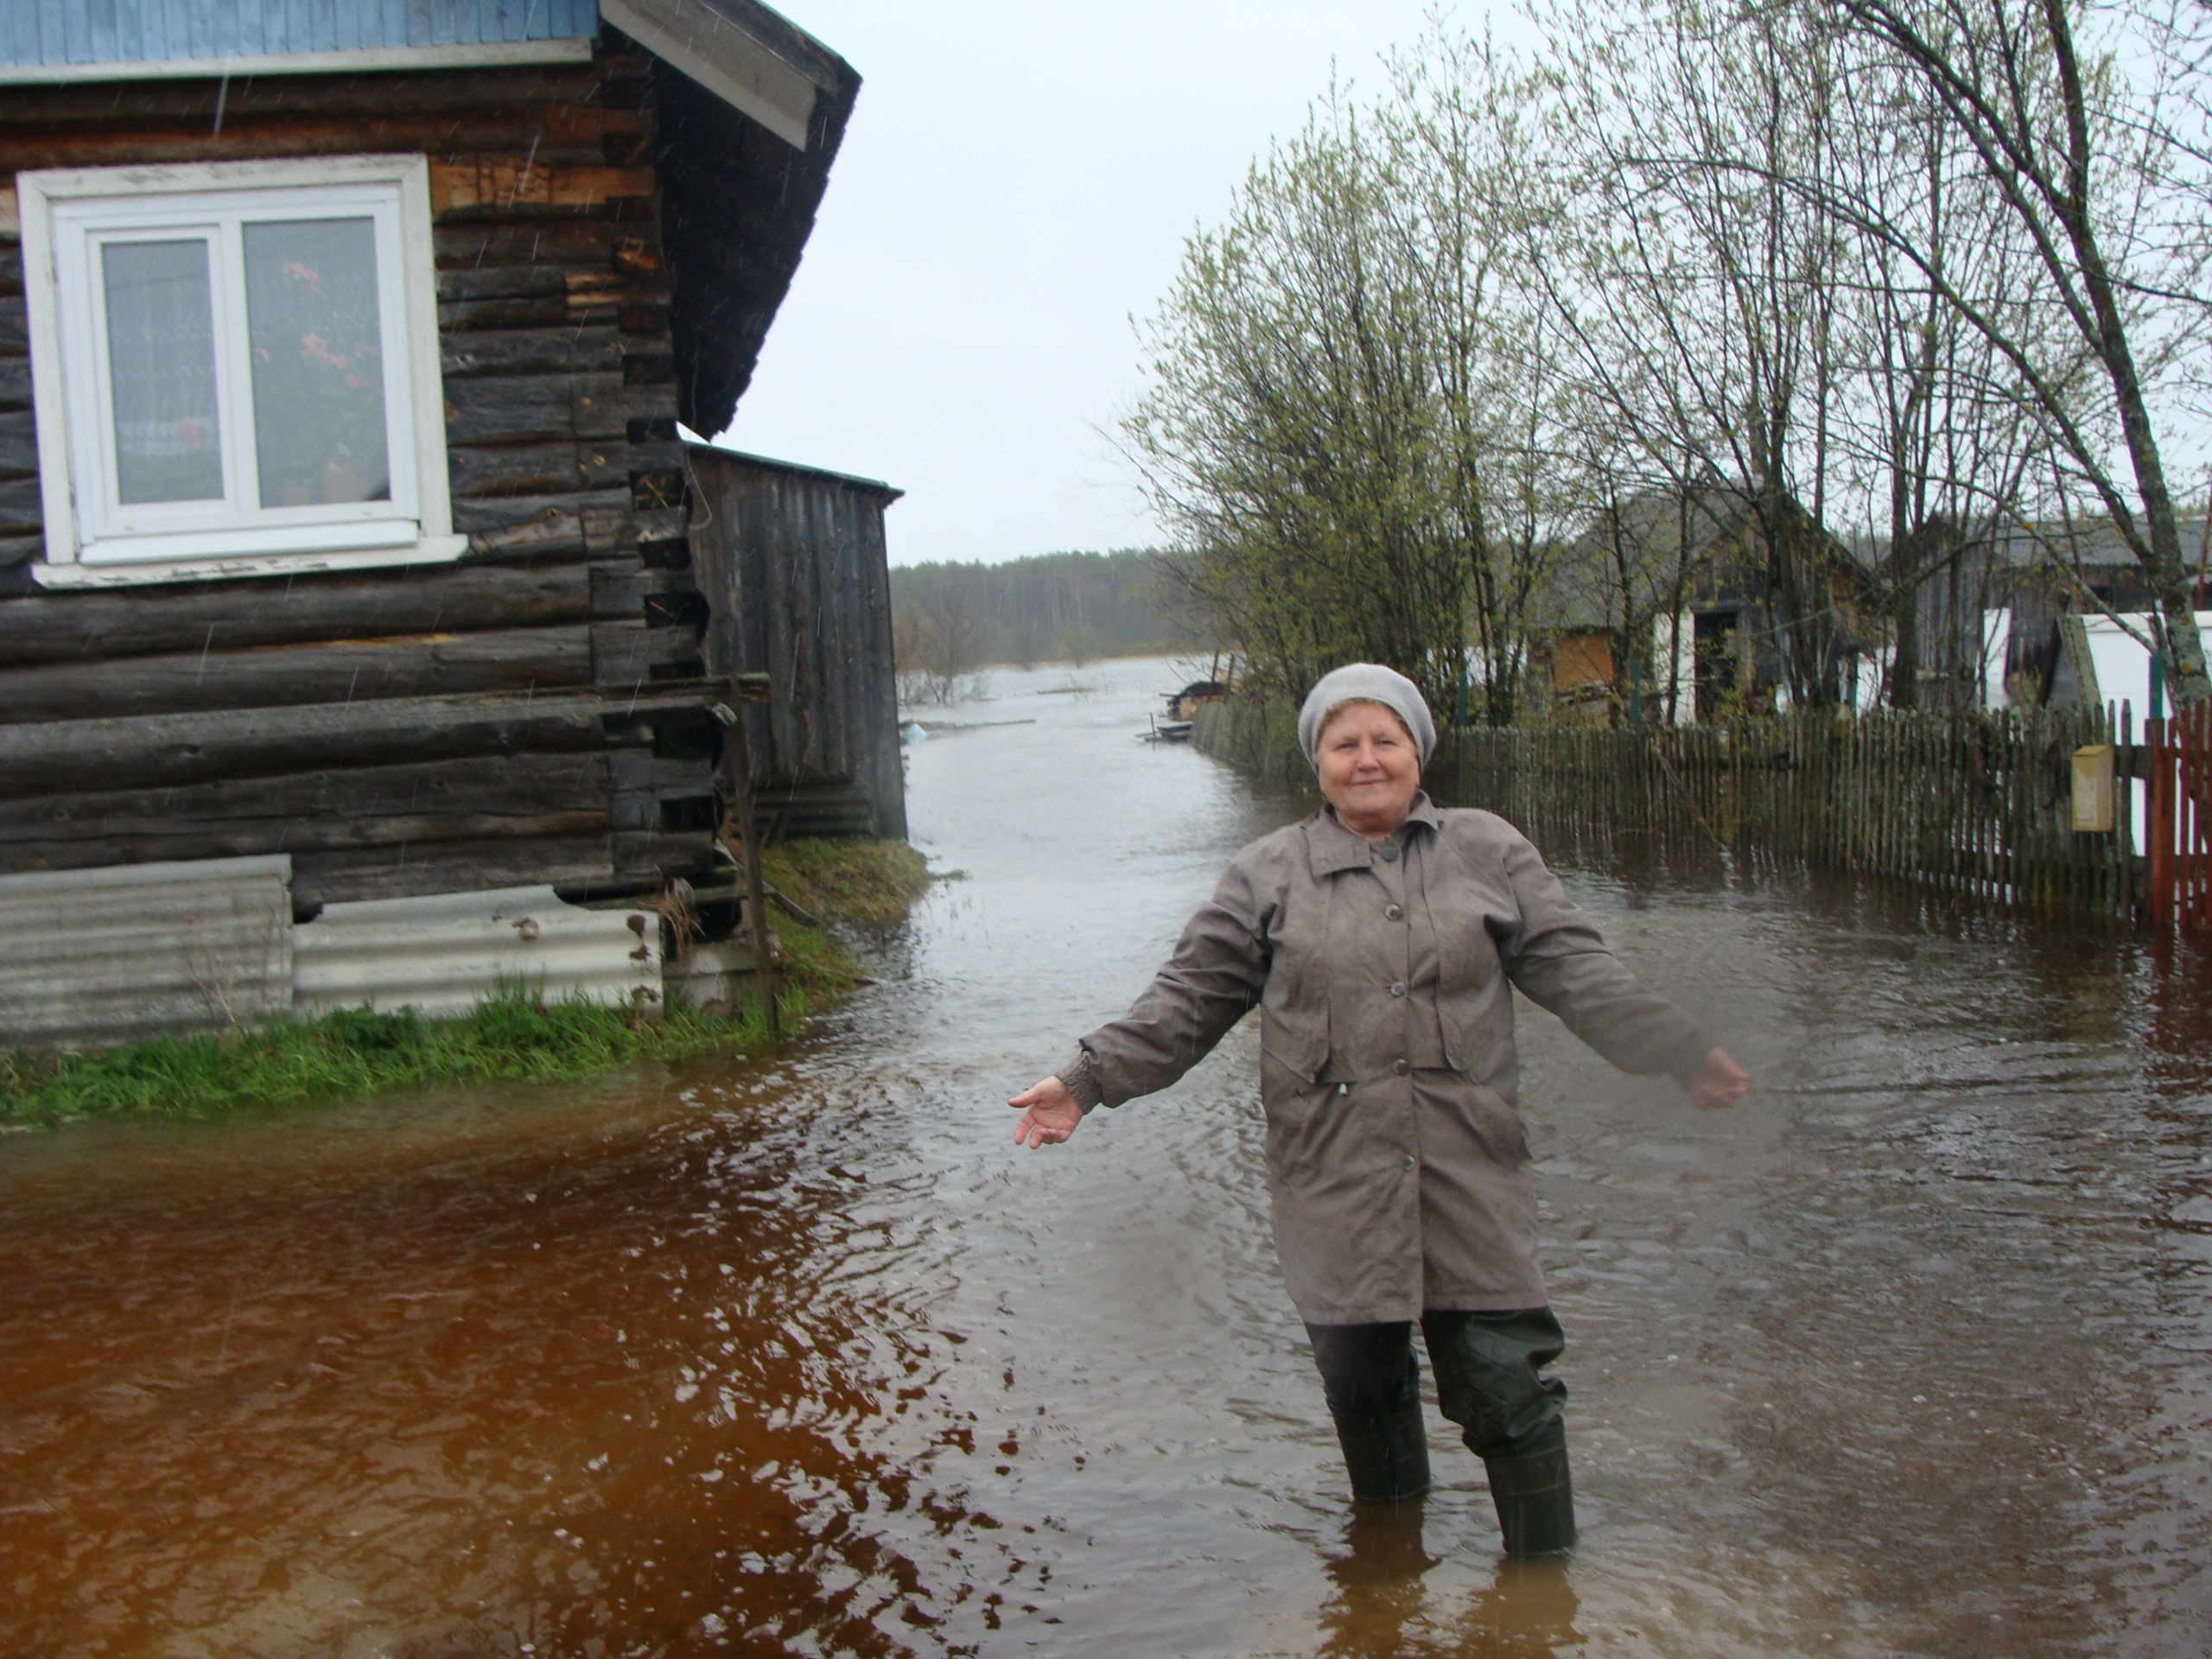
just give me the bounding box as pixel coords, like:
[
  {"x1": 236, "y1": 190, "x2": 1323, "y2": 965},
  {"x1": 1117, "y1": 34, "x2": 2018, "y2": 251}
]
[{"x1": 1, "y1": 836, "x2": 935, "y2": 1128}]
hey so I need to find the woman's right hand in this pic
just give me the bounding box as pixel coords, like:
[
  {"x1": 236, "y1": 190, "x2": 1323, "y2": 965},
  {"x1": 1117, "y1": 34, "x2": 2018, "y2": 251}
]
[{"x1": 1008, "y1": 1076, "x2": 1084, "y2": 1148}]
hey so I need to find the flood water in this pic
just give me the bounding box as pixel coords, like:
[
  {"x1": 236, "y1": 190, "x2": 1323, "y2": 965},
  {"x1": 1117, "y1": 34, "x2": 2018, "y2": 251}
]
[{"x1": 5, "y1": 656, "x2": 2212, "y2": 1658}]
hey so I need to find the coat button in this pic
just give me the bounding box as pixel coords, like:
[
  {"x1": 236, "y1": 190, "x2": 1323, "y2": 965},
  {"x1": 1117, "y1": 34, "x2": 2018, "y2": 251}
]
[
  {"x1": 1403, "y1": 1154, "x2": 1415, "y2": 1169},
  {"x1": 1377, "y1": 843, "x2": 1401, "y2": 862},
  {"x1": 1385, "y1": 904, "x2": 1404, "y2": 921},
  {"x1": 1389, "y1": 982, "x2": 1406, "y2": 997},
  {"x1": 1392, "y1": 1058, "x2": 1410, "y2": 1076}
]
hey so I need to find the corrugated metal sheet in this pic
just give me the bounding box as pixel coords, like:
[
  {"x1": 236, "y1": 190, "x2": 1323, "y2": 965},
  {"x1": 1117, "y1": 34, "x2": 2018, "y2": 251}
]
[
  {"x1": 1, "y1": 1, "x2": 601, "y2": 73},
  {"x1": 0, "y1": 854, "x2": 293, "y2": 1047},
  {"x1": 294, "y1": 885, "x2": 661, "y2": 1018}
]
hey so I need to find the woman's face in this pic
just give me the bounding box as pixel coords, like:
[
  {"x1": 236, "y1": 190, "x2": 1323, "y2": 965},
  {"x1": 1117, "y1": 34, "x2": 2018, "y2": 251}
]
[{"x1": 1314, "y1": 701, "x2": 1421, "y2": 836}]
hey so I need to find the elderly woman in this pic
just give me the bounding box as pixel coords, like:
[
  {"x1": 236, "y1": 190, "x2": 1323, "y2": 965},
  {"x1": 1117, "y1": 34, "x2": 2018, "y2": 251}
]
[{"x1": 1007, "y1": 664, "x2": 1749, "y2": 1556}]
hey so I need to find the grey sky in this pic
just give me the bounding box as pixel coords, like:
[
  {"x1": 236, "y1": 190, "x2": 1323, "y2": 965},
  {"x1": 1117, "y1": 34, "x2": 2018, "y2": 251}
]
[{"x1": 718, "y1": 1, "x2": 1448, "y2": 567}]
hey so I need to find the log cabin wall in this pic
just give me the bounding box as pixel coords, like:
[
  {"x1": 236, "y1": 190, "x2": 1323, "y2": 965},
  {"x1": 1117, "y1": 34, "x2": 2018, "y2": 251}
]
[
  {"x1": 686, "y1": 445, "x2": 906, "y2": 841},
  {"x1": 0, "y1": 36, "x2": 734, "y2": 914}
]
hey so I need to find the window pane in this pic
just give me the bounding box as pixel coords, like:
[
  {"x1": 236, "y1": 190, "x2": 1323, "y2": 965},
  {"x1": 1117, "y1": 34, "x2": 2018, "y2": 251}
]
[
  {"x1": 243, "y1": 218, "x2": 392, "y2": 508},
  {"x1": 103, "y1": 239, "x2": 223, "y2": 505}
]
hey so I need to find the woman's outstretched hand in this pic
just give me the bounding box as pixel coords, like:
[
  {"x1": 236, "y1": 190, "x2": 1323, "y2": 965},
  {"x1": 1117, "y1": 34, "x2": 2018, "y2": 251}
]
[
  {"x1": 1688, "y1": 1046, "x2": 1751, "y2": 1110},
  {"x1": 1008, "y1": 1075, "x2": 1084, "y2": 1148}
]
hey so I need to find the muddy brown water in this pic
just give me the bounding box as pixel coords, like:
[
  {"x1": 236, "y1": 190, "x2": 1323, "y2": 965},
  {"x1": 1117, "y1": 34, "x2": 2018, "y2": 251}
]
[{"x1": 5, "y1": 657, "x2": 2211, "y2": 1658}]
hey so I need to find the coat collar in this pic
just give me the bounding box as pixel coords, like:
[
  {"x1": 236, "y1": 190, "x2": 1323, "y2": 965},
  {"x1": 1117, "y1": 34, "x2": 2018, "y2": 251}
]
[{"x1": 1306, "y1": 791, "x2": 1442, "y2": 876}]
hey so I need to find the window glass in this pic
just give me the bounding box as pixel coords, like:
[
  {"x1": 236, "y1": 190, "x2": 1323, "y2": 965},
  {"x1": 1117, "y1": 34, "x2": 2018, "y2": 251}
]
[
  {"x1": 243, "y1": 218, "x2": 391, "y2": 508},
  {"x1": 101, "y1": 238, "x2": 222, "y2": 505}
]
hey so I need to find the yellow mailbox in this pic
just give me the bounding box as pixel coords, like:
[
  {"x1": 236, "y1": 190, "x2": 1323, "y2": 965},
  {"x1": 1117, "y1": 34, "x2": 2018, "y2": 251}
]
[{"x1": 2072, "y1": 744, "x2": 2116, "y2": 832}]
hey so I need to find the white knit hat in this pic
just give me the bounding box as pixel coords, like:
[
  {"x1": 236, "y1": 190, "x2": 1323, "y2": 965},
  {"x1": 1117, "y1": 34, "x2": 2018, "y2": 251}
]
[{"x1": 1296, "y1": 664, "x2": 1436, "y2": 766}]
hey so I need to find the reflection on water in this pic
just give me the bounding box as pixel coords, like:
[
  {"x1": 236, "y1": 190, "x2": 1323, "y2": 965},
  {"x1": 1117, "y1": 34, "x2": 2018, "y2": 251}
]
[{"x1": 4, "y1": 658, "x2": 2211, "y2": 1656}]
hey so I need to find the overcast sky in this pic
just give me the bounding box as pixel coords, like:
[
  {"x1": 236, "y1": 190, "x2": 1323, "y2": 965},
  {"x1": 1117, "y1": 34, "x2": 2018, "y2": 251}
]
[{"x1": 715, "y1": 1, "x2": 1453, "y2": 567}]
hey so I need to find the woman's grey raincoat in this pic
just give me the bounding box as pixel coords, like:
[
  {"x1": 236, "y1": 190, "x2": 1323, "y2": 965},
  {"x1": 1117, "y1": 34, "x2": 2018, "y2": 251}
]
[{"x1": 1060, "y1": 793, "x2": 1711, "y2": 1325}]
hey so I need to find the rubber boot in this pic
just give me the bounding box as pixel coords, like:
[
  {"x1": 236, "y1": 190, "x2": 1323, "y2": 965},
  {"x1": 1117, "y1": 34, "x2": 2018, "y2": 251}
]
[
  {"x1": 1483, "y1": 1417, "x2": 1576, "y2": 1556},
  {"x1": 1330, "y1": 1386, "x2": 1433, "y2": 1503}
]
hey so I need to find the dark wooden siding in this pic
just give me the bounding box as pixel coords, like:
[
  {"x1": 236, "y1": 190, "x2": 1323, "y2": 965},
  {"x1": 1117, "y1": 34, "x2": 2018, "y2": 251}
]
[
  {"x1": 0, "y1": 41, "x2": 726, "y2": 908},
  {"x1": 687, "y1": 446, "x2": 906, "y2": 841}
]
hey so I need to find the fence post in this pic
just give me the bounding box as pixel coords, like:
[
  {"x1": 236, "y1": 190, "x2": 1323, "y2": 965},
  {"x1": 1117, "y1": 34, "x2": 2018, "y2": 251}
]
[{"x1": 2149, "y1": 716, "x2": 2174, "y2": 933}]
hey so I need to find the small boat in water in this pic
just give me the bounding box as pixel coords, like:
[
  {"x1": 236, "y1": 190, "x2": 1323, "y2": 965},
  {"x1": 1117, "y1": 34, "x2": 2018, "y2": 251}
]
[{"x1": 1141, "y1": 715, "x2": 1194, "y2": 743}]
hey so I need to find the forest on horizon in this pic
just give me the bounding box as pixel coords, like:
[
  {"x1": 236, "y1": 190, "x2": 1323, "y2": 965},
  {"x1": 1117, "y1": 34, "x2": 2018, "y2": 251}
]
[{"x1": 889, "y1": 550, "x2": 1212, "y2": 699}]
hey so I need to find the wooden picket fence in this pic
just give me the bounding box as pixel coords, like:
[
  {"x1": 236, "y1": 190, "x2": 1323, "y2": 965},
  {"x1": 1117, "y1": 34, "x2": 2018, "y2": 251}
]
[
  {"x1": 1193, "y1": 696, "x2": 2212, "y2": 931},
  {"x1": 2145, "y1": 701, "x2": 2212, "y2": 931}
]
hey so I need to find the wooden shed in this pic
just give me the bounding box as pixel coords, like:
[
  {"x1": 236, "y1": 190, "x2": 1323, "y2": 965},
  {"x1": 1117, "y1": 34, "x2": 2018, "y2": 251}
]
[{"x1": 0, "y1": 0, "x2": 905, "y2": 954}]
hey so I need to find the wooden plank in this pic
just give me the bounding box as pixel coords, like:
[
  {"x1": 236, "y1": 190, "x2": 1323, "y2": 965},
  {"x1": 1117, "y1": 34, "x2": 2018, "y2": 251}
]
[
  {"x1": 0, "y1": 683, "x2": 718, "y2": 796},
  {"x1": 0, "y1": 562, "x2": 595, "y2": 668},
  {"x1": 0, "y1": 625, "x2": 595, "y2": 724}
]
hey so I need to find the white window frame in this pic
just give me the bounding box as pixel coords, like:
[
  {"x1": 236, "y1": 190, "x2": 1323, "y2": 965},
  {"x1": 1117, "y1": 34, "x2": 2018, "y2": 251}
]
[{"x1": 18, "y1": 156, "x2": 463, "y2": 589}]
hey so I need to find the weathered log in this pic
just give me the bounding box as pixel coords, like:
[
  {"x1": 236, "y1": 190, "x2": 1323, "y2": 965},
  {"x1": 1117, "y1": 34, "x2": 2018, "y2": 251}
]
[
  {"x1": 0, "y1": 358, "x2": 29, "y2": 410},
  {"x1": 0, "y1": 296, "x2": 25, "y2": 353},
  {"x1": 0, "y1": 128, "x2": 601, "y2": 175},
  {"x1": 0, "y1": 753, "x2": 613, "y2": 866},
  {"x1": 612, "y1": 828, "x2": 718, "y2": 879},
  {"x1": 442, "y1": 326, "x2": 626, "y2": 380},
  {"x1": 591, "y1": 620, "x2": 703, "y2": 684},
  {"x1": 0, "y1": 562, "x2": 604, "y2": 668},
  {"x1": 437, "y1": 268, "x2": 570, "y2": 303},
  {"x1": 608, "y1": 749, "x2": 718, "y2": 834},
  {"x1": 429, "y1": 159, "x2": 656, "y2": 220},
  {"x1": 293, "y1": 836, "x2": 618, "y2": 912},
  {"x1": 590, "y1": 564, "x2": 694, "y2": 620},
  {"x1": 443, "y1": 376, "x2": 576, "y2": 445},
  {"x1": 448, "y1": 443, "x2": 586, "y2": 499},
  {"x1": 0, "y1": 475, "x2": 43, "y2": 533},
  {"x1": 438, "y1": 292, "x2": 570, "y2": 331},
  {"x1": 573, "y1": 376, "x2": 678, "y2": 440},
  {"x1": 435, "y1": 223, "x2": 659, "y2": 272},
  {"x1": 0, "y1": 67, "x2": 630, "y2": 126},
  {"x1": 0, "y1": 683, "x2": 721, "y2": 796},
  {"x1": 581, "y1": 438, "x2": 686, "y2": 491},
  {"x1": 0, "y1": 625, "x2": 596, "y2": 724},
  {"x1": 453, "y1": 487, "x2": 626, "y2": 535},
  {"x1": 0, "y1": 407, "x2": 35, "y2": 477}
]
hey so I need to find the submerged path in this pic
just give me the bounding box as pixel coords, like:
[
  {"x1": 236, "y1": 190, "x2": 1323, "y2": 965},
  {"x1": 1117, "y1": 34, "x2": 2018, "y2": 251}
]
[{"x1": 3, "y1": 657, "x2": 2210, "y2": 1657}]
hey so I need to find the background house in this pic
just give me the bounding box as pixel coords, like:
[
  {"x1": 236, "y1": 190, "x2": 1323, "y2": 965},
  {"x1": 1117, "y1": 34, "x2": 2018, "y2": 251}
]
[
  {"x1": 1548, "y1": 484, "x2": 1873, "y2": 723},
  {"x1": 0, "y1": 1, "x2": 903, "y2": 1042}
]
